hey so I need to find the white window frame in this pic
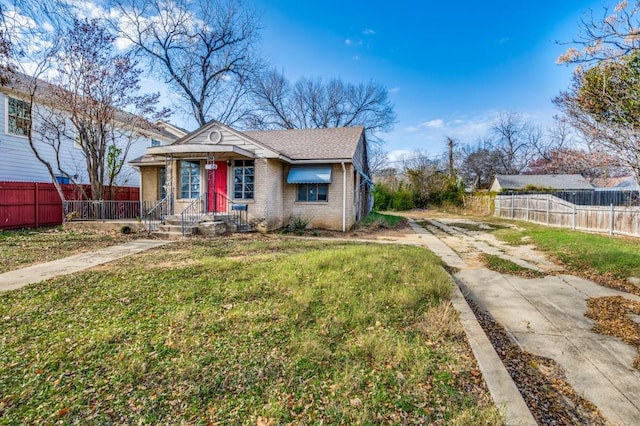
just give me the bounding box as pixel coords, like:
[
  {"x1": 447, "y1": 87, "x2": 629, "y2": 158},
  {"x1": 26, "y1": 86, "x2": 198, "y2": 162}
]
[
  {"x1": 5, "y1": 96, "x2": 31, "y2": 137},
  {"x1": 233, "y1": 159, "x2": 255, "y2": 200},
  {"x1": 179, "y1": 160, "x2": 201, "y2": 199}
]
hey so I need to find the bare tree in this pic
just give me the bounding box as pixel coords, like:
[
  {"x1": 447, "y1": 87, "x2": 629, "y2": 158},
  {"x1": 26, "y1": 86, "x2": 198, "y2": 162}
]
[
  {"x1": 457, "y1": 141, "x2": 506, "y2": 191},
  {"x1": 0, "y1": 4, "x2": 14, "y2": 85},
  {"x1": 367, "y1": 143, "x2": 389, "y2": 177},
  {"x1": 247, "y1": 69, "x2": 396, "y2": 144},
  {"x1": 490, "y1": 112, "x2": 538, "y2": 174},
  {"x1": 558, "y1": 1, "x2": 640, "y2": 65},
  {"x1": 29, "y1": 19, "x2": 168, "y2": 201},
  {"x1": 526, "y1": 147, "x2": 624, "y2": 179},
  {"x1": 111, "y1": 0, "x2": 262, "y2": 127},
  {"x1": 555, "y1": 52, "x2": 640, "y2": 182}
]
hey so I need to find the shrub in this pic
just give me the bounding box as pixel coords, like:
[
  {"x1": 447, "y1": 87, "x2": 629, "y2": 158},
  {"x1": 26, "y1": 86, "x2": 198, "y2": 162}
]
[
  {"x1": 391, "y1": 188, "x2": 415, "y2": 210},
  {"x1": 287, "y1": 216, "x2": 309, "y2": 235}
]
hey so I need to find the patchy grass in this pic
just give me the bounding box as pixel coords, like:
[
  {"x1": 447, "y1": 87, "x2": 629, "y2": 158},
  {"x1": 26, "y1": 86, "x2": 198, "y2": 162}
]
[
  {"x1": 0, "y1": 237, "x2": 501, "y2": 424},
  {"x1": 0, "y1": 227, "x2": 138, "y2": 273},
  {"x1": 479, "y1": 253, "x2": 546, "y2": 279},
  {"x1": 360, "y1": 211, "x2": 407, "y2": 228},
  {"x1": 448, "y1": 222, "x2": 510, "y2": 233},
  {"x1": 490, "y1": 223, "x2": 640, "y2": 290}
]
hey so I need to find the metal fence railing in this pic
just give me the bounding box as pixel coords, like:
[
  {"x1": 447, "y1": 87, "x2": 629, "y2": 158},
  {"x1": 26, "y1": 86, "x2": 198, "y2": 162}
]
[{"x1": 63, "y1": 200, "x2": 141, "y2": 221}]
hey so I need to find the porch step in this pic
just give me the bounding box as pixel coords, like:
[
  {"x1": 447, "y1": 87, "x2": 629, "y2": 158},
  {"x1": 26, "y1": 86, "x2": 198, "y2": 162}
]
[
  {"x1": 152, "y1": 222, "x2": 196, "y2": 239},
  {"x1": 150, "y1": 213, "x2": 252, "y2": 239}
]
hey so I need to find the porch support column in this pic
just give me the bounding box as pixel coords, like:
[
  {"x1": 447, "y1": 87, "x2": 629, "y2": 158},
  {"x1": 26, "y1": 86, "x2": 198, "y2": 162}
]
[{"x1": 341, "y1": 162, "x2": 346, "y2": 232}]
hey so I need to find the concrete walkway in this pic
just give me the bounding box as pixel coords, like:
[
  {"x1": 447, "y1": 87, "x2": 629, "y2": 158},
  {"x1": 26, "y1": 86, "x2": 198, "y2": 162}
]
[
  {"x1": 0, "y1": 239, "x2": 169, "y2": 292},
  {"x1": 404, "y1": 222, "x2": 537, "y2": 425},
  {"x1": 405, "y1": 220, "x2": 640, "y2": 426}
]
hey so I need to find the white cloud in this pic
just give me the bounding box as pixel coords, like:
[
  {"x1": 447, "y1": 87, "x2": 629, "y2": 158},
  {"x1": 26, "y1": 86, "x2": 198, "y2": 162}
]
[
  {"x1": 345, "y1": 38, "x2": 363, "y2": 47},
  {"x1": 387, "y1": 149, "x2": 416, "y2": 163},
  {"x1": 405, "y1": 118, "x2": 444, "y2": 132},
  {"x1": 352, "y1": 55, "x2": 360, "y2": 61},
  {"x1": 423, "y1": 119, "x2": 444, "y2": 128},
  {"x1": 363, "y1": 29, "x2": 375, "y2": 35},
  {"x1": 388, "y1": 87, "x2": 400, "y2": 94}
]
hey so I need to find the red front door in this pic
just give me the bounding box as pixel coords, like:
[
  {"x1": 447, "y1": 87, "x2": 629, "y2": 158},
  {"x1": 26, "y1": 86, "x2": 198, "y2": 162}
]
[{"x1": 207, "y1": 161, "x2": 228, "y2": 213}]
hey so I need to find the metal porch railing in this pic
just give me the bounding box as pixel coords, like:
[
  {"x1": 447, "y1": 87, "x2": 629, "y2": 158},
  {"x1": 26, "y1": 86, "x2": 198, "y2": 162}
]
[
  {"x1": 142, "y1": 195, "x2": 172, "y2": 233},
  {"x1": 63, "y1": 200, "x2": 141, "y2": 221},
  {"x1": 180, "y1": 193, "x2": 208, "y2": 236},
  {"x1": 210, "y1": 192, "x2": 251, "y2": 232}
]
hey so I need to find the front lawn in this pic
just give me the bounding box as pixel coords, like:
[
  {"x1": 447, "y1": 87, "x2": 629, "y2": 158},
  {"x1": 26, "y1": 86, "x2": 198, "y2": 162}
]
[
  {"x1": 0, "y1": 227, "x2": 137, "y2": 273},
  {"x1": 0, "y1": 237, "x2": 500, "y2": 424}
]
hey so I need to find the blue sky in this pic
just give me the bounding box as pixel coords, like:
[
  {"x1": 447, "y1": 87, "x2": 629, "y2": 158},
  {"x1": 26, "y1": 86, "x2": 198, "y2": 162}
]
[{"x1": 250, "y1": 0, "x2": 608, "y2": 161}]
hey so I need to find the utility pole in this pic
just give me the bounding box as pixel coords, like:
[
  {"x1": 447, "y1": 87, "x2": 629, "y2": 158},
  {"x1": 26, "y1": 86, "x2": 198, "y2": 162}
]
[{"x1": 447, "y1": 137, "x2": 455, "y2": 179}]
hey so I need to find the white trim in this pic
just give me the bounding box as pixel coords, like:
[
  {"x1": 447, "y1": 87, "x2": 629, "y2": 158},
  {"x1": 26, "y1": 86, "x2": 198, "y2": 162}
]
[
  {"x1": 341, "y1": 162, "x2": 346, "y2": 232},
  {"x1": 207, "y1": 129, "x2": 222, "y2": 143},
  {"x1": 146, "y1": 144, "x2": 255, "y2": 158},
  {"x1": 4, "y1": 95, "x2": 30, "y2": 139}
]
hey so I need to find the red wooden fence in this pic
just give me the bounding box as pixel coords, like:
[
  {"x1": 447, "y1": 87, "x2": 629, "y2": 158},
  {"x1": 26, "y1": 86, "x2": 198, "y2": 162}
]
[{"x1": 0, "y1": 182, "x2": 140, "y2": 230}]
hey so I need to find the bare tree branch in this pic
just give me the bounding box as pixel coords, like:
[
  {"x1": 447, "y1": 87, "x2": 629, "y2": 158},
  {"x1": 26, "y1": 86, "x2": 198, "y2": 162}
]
[
  {"x1": 247, "y1": 69, "x2": 396, "y2": 144},
  {"x1": 111, "y1": 0, "x2": 263, "y2": 127}
]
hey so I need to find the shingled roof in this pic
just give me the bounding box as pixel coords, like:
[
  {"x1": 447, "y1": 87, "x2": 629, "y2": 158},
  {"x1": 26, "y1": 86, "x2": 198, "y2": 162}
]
[
  {"x1": 492, "y1": 174, "x2": 594, "y2": 191},
  {"x1": 244, "y1": 126, "x2": 364, "y2": 160}
]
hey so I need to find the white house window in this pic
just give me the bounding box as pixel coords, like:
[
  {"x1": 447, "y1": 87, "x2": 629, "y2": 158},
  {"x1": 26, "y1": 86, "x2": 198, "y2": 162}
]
[
  {"x1": 159, "y1": 167, "x2": 167, "y2": 199},
  {"x1": 233, "y1": 159, "x2": 254, "y2": 199},
  {"x1": 179, "y1": 160, "x2": 200, "y2": 199},
  {"x1": 297, "y1": 183, "x2": 328, "y2": 202},
  {"x1": 7, "y1": 97, "x2": 31, "y2": 136}
]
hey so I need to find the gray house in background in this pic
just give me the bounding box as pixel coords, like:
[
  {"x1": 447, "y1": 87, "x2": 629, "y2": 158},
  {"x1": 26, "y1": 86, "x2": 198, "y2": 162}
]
[
  {"x1": 490, "y1": 174, "x2": 594, "y2": 192},
  {"x1": 593, "y1": 176, "x2": 640, "y2": 191}
]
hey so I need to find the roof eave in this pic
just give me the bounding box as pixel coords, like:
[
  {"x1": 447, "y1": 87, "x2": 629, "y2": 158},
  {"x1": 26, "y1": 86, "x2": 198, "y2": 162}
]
[{"x1": 147, "y1": 144, "x2": 255, "y2": 158}]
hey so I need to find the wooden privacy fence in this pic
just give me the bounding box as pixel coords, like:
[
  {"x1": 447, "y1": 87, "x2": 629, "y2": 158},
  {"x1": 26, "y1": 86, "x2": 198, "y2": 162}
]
[
  {"x1": 495, "y1": 193, "x2": 640, "y2": 237},
  {"x1": 463, "y1": 194, "x2": 495, "y2": 216},
  {"x1": 0, "y1": 182, "x2": 139, "y2": 230}
]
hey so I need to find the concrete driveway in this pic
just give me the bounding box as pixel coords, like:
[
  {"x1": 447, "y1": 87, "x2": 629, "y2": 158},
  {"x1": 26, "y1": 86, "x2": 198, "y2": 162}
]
[{"x1": 404, "y1": 215, "x2": 640, "y2": 426}]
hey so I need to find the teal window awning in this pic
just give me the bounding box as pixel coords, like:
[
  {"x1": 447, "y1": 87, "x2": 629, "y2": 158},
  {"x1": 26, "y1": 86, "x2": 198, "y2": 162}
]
[{"x1": 287, "y1": 166, "x2": 333, "y2": 184}]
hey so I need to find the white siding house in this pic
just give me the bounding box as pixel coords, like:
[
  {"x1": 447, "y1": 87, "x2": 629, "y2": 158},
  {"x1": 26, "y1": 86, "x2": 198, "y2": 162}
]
[{"x1": 0, "y1": 75, "x2": 182, "y2": 186}]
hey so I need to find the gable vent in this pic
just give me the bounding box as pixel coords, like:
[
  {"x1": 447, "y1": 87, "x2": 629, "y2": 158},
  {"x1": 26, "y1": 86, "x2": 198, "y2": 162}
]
[{"x1": 207, "y1": 129, "x2": 222, "y2": 144}]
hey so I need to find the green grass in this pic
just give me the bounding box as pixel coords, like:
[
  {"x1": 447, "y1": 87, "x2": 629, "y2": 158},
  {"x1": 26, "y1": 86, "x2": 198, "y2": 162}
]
[
  {"x1": 360, "y1": 211, "x2": 407, "y2": 228},
  {"x1": 479, "y1": 253, "x2": 545, "y2": 278},
  {"x1": 0, "y1": 237, "x2": 501, "y2": 424},
  {"x1": 0, "y1": 228, "x2": 137, "y2": 273},
  {"x1": 491, "y1": 223, "x2": 640, "y2": 279}
]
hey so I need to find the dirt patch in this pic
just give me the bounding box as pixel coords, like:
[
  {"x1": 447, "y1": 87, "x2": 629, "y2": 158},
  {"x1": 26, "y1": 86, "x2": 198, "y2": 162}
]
[
  {"x1": 586, "y1": 296, "x2": 640, "y2": 370},
  {"x1": 467, "y1": 298, "x2": 609, "y2": 425},
  {"x1": 277, "y1": 217, "x2": 413, "y2": 240}
]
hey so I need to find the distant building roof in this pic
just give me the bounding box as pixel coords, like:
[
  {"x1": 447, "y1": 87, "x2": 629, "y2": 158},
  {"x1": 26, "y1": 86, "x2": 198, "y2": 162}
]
[
  {"x1": 593, "y1": 176, "x2": 639, "y2": 191},
  {"x1": 491, "y1": 174, "x2": 594, "y2": 191}
]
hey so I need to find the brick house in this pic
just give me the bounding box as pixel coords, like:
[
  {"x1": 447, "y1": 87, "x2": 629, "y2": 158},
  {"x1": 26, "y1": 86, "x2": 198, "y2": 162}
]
[{"x1": 130, "y1": 120, "x2": 372, "y2": 232}]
